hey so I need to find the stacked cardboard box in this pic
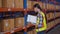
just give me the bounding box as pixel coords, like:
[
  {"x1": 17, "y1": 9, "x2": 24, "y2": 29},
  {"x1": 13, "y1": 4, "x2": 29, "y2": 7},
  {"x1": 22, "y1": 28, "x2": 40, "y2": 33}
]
[
  {"x1": 47, "y1": 22, "x2": 51, "y2": 30},
  {"x1": 56, "y1": 6, "x2": 60, "y2": 10},
  {"x1": 14, "y1": 17, "x2": 24, "y2": 28},
  {"x1": 27, "y1": 29, "x2": 37, "y2": 34},
  {"x1": 0, "y1": 18, "x2": 14, "y2": 32},
  {"x1": 2, "y1": 0, "x2": 23, "y2": 8},
  {"x1": 27, "y1": 31, "x2": 34, "y2": 34},
  {"x1": 46, "y1": 13, "x2": 54, "y2": 20},
  {"x1": 8, "y1": 18, "x2": 14, "y2": 31},
  {"x1": 27, "y1": 31, "x2": 31, "y2": 34},
  {"x1": 2, "y1": 0, "x2": 14, "y2": 8},
  {"x1": 0, "y1": 0, "x2": 2, "y2": 7},
  {"x1": 47, "y1": 21, "x2": 54, "y2": 30},
  {"x1": 1, "y1": 19, "x2": 10, "y2": 32},
  {"x1": 50, "y1": 13, "x2": 54, "y2": 19},
  {"x1": 46, "y1": 4, "x2": 55, "y2": 10},
  {"x1": 55, "y1": 12, "x2": 60, "y2": 17},
  {"x1": 46, "y1": 13, "x2": 50, "y2": 20},
  {"x1": 30, "y1": 30, "x2": 34, "y2": 34},
  {"x1": 14, "y1": 0, "x2": 23, "y2": 8},
  {"x1": 50, "y1": 21, "x2": 55, "y2": 27},
  {"x1": 55, "y1": 19, "x2": 60, "y2": 24},
  {"x1": 27, "y1": 0, "x2": 32, "y2": 9},
  {"x1": 33, "y1": 29, "x2": 37, "y2": 34}
]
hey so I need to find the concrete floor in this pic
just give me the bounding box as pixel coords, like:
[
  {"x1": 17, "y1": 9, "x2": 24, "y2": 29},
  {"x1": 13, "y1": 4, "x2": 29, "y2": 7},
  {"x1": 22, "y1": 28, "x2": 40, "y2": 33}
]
[{"x1": 47, "y1": 25, "x2": 60, "y2": 34}]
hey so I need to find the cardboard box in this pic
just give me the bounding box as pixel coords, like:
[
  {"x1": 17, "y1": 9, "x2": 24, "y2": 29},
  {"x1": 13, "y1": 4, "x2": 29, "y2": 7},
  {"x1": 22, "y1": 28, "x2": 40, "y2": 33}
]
[
  {"x1": 55, "y1": 12, "x2": 60, "y2": 17},
  {"x1": 14, "y1": 17, "x2": 24, "y2": 28},
  {"x1": 46, "y1": 13, "x2": 54, "y2": 20},
  {"x1": 8, "y1": 19, "x2": 14, "y2": 30},
  {"x1": 47, "y1": 21, "x2": 54, "y2": 29},
  {"x1": 46, "y1": 13, "x2": 49, "y2": 20},
  {"x1": 50, "y1": 21, "x2": 55, "y2": 27},
  {"x1": 27, "y1": 31, "x2": 31, "y2": 34},
  {"x1": 33, "y1": 29, "x2": 37, "y2": 34},
  {"x1": 0, "y1": 18, "x2": 14, "y2": 32},
  {"x1": 0, "y1": 0, "x2": 2, "y2": 7},
  {"x1": 2, "y1": 0, "x2": 14, "y2": 8},
  {"x1": 49, "y1": 13, "x2": 54, "y2": 19},
  {"x1": 14, "y1": 0, "x2": 23, "y2": 8},
  {"x1": 47, "y1": 4, "x2": 55, "y2": 10},
  {"x1": 55, "y1": 19, "x2": 60, "y2": 24},
  {"x1": 1, "y1": 19, "x2": 10, "y2": 32},
  {"x1": 46, "y1": 13, "x2": 50, "y2": 20},
  {"x1": 47, "y1": 22, "x2": 51, "y2": 29},
  {"x1": 32, "y1": 29, "x2": 37, "y2": 34},
  {"x1": 31, "y1": 30, "x2": 34, "y2": 34},
  {"x1": 27, "y1": 0, "x2": 32, "y2": 9},
  {"x1": 56, "y1": 6, "x2": 60, "y2": 10},
  {"x1": 27, "y1": 29, "x2": 37, "y2": 34},
  {"x1": 39, "y1": 2, "x2": 55, "y2": 10}
]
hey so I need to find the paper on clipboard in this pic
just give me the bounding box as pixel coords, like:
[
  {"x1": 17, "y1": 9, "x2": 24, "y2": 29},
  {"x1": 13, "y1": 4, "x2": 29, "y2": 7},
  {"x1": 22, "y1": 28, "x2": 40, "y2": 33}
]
[{"x1": 27, "y1": 15, "x2": 37, "y2": 24}]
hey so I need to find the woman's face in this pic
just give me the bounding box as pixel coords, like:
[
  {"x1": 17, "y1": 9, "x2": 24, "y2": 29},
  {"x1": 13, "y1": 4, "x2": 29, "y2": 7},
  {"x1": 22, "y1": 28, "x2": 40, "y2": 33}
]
[{"x1": 34, "y1": 7, "x2": 40, "y2": 12}]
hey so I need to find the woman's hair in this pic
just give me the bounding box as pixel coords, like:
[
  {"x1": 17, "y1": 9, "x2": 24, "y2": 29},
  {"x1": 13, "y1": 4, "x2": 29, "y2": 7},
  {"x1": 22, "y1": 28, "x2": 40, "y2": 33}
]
[{"x1": 33, "y1": 3, "x2": 42, "y2": 11}]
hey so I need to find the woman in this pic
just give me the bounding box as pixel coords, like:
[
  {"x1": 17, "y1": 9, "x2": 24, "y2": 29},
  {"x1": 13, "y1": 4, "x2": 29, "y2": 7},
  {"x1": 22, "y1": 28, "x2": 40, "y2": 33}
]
[{"x1": 33, "y1": 4, "x2": 47, "y2": 34}]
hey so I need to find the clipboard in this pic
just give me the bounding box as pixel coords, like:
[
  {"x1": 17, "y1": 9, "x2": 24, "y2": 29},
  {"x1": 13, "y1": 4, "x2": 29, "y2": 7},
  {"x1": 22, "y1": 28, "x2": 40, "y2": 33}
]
[{"x1": 27, "y1": 15, "x2": 37, "y2": 25}]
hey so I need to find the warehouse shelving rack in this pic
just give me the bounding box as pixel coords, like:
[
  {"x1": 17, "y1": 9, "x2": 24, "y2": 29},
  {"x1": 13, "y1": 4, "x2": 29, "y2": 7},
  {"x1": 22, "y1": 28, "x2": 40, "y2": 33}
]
[
  {"x1": 0, "y1": 8, "x2": 35, "y2": 34},
  {"x1": 0, "y1": 8, "x2": 59, "y2": 34},
  {"x1": 0, "y1": 0, "x2": 60, "y2": 34}
]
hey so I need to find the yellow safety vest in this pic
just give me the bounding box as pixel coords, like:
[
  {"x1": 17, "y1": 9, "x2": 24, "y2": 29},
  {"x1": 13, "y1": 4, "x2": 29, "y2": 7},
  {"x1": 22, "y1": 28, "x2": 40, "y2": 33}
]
[{"x1": 36, "y1": 11, "x2": 47, "y2": 32}]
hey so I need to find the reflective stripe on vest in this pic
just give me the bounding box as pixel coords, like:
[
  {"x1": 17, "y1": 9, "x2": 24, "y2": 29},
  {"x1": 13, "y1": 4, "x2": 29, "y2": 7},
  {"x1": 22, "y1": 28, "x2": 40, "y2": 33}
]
[{"x1": 36, "y1": 11, "x2": 47, "y2": 32}]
